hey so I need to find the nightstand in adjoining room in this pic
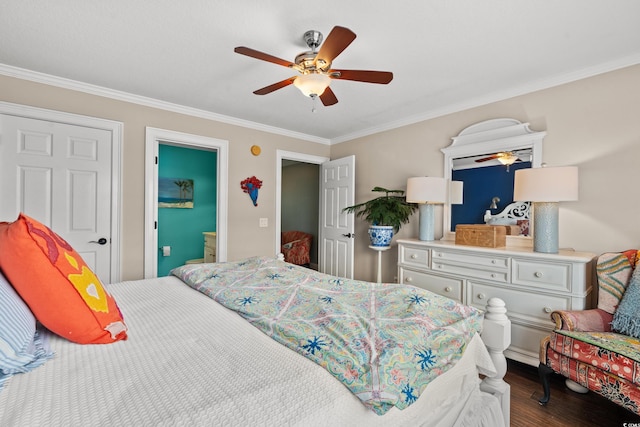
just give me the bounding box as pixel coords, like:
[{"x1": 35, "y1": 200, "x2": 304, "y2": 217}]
[
  {"x1": 204, "y1": 232, "x2": 216, "y2": 263},
  {"x1": 397, "y1": 238, "x2": 595, "y2": 367}
]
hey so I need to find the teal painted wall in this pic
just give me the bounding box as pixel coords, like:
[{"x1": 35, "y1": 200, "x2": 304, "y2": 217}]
[{"x1": 157, "y1": 144, "x2": 217, "y2": 276}]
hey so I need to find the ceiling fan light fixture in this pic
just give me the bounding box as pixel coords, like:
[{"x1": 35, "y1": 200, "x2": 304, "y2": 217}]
[
  {"x1": 497, "y1": 152, "x2": 518, "y2": 166},
  {"x1": 293, "y1": 73, "x2": 331, "y2": 97}
]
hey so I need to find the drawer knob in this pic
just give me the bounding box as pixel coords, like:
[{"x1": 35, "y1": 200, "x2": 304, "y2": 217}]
[
  {"x1": 437, "y1": 253, "x2": 443, "y2": 257},
  {"x1": 410, "y1": 254, "x2": 418, "y2": 259},
  {"x1": 490, "y1": 273, "x2": 496, "y2": 278},
  {"x1": 534, "y1": 271, "x2": 543, "y2": 278},
  {"x1": 491, "y1": 259, "x2": 497, "y2": 264},
  {"x1": 405, "y1": 277, "x2": 413, "y2": 283},
  {"x1": 477, "y1": 293, "x2": 486, "y2": 300},
  {"x1": 444, "y1": 286, "x2": 452, "y2": 292},
  {"x1": 543, "y1": 307, "x2": 552, "y2": 313}
]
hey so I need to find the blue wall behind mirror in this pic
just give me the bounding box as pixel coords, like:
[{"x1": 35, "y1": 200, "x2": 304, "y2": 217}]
[{"x1": 451, "y1": 161, "x2": 531, "y2": 231}]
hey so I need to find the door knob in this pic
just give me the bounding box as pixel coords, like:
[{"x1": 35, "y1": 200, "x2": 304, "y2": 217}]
[
  {"x1": 342, "y1": 233, "x2": 354, "y2": 238},
  {"x1": 89, "y1": 238, "x2": 108, "y2": 245}
]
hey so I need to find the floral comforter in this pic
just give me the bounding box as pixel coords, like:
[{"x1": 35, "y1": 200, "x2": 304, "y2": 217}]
[{"x1": 171, "y1": 256, "x2": 483, "y2": 415}]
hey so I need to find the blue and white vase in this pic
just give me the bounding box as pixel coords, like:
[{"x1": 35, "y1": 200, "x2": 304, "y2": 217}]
[{"x1": 368, "y1": 225, "x2": 394, "y2": 247}]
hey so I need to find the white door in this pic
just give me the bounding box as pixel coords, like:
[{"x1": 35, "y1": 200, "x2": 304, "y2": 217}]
[
  {"x1": 0, "y1": 114, "x2": 113, "y2": 282},
  {"x1": 319, "y1": 155, "x2": 355, "y2": 278}
]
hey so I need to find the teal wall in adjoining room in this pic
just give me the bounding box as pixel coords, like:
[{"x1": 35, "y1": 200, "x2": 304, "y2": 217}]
[{"x1": 157, "y1": 144, "x2": 217, "y2": 277}]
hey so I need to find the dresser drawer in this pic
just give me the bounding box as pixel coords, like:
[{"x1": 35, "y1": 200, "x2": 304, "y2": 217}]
[
  {"x1": 431, "y1": 261, "x2": 509, "y2": 283},
  {"x1": 204, "y1": 233, "x2": 216, "y2": 253},
  {"x1": 431, "y1": 250, "x2": 509, "y2": 283},
  {"x1": 399, "y1": 245, "x2": 429, "y2": 268},
  {"x1": 204, "y1": 248, "x2": 216, "y2": 263},
  {"x1": 468, "y1": 281, "x2": 569, "y2": 325},
  {"x1": 432, "y1": 249, "x2": 509, "y2": 269},
  {"x1": 399, "y1": 268, "x2": 462, "y2": 302},
  {"x1": 512, "y1": 259, "x2": 570, "y2": 291}
]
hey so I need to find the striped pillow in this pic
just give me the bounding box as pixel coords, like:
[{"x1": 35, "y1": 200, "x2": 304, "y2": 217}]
[
  {"x1": 0, "y1": 271, "x2": 54, "y2": 390},
  {"x1": 597, "y1": 250, "x2": 639, "y2": 314}
]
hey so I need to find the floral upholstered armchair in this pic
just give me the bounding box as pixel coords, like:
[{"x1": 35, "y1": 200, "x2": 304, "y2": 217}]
[
  {"x1": 281, "y1": 231, "x2": 313, "y2": 266},
  {"x1": 539, "y1": 249, "x2": 640, "y2": 414}
]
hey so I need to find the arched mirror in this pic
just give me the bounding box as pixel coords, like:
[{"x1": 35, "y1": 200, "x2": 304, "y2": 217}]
[{"x1": 441, "y1": 118, "x2": 545, "y2": 242}]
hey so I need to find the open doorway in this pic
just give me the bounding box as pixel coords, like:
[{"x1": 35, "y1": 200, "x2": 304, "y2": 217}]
[
  {"x1": 156, "y1": 144, "x2": 217, "y2": 276},
  {"x1": 144, "y1": 128, "x2": 228, "y2": 279},
  {"x1": 281, "y1": 160, "x2": 320, "y2": 269},
  {"x1": 276, "y1": 151, "x2": 329, "y2": 270}
]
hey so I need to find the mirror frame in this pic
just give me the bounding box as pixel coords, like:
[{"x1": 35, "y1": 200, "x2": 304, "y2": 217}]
[{"x1": 441, "y1": 118, "x2": 546, "y2": 243}]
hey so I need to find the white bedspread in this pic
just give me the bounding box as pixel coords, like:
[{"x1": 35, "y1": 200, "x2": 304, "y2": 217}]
[{"x1": 0, "y1": 276, "x2": 503, "y2": 426}]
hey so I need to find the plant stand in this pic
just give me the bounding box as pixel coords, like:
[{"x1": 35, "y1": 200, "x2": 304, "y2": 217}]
[{"x1": 369, "y1": 245, "x2": 391, "y2": 283}]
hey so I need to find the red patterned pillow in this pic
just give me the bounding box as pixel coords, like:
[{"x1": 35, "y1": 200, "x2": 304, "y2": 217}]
[{"x1": 0, "y1": 214, "x2": 127, "y2": 344}]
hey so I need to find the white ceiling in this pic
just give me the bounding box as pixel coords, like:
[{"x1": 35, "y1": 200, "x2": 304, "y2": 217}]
[{"x1": 1, "y1": 1, "x2": 639, "y2": 144}]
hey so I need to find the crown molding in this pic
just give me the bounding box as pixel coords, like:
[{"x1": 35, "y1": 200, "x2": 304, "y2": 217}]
[
  {"x1": 330, "y1": 53, "x2": 640, "y2": 145},
  {"x1": 0, "y1": 64, "x2": 331, "y2": 146},
  {"x1": 2, "y1": 53, "x2": 639, "y2": 147}
]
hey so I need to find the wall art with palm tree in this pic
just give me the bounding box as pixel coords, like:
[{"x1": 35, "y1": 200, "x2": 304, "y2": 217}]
[{"x1": 158, "y1": 177, "x2": 194, "y2": 208}]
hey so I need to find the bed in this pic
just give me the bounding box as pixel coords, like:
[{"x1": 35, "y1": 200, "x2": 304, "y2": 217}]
[{"x1": 0, "y1": 254, "x2": 511, "y2": 427}]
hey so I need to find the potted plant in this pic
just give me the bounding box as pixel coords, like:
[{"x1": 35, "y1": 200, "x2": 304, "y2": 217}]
[{"x1": 343, "y1": 186, "x2": 418, "y2": 247}]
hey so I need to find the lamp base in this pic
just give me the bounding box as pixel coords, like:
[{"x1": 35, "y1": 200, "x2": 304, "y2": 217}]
[
  {"x1": 418, "y1": 204, "x2": 435, "y2": 241},
  {"x1": 532, "y1": 202, "x2": 559, "y2": 253}
]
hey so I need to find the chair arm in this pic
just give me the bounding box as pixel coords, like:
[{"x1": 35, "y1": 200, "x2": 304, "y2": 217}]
[{"x1": 550, "y1": 308, "x2": 613, "y2": 332}]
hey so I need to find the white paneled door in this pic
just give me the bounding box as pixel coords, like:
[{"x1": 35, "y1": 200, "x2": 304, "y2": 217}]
[
  {"x1": 319, "y1": 155, "x2": 355, "y2": 279},
  {"x1": 0, "y1": 114, "x2": 113, "y2": 283}
]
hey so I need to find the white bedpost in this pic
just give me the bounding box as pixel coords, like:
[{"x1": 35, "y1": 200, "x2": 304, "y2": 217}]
[{"x1": 480, "y1": 297, "x2": 511, "y2": 427}]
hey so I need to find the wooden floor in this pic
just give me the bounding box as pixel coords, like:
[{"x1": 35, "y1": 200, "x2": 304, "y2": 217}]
[{"x1": 506, "y1": 359, "x2": 640, "y2": 426}]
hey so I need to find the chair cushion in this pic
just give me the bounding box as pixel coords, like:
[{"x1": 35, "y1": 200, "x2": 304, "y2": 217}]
[
  {"x1": 0, "y1": 214, "x2": 127, "y2": 344},
  {"x1": 550, "y1": 330, "x2": 640, "y2": 385},
  {"x1": 612, "y1": 265, "x2": 640, "y2": 338},
  {"x1": 544, "y1": 334, "x2": 640, "y2": 414},
  {"x1": 597, "y1": 250, "x2": 639, "y2": 314}
]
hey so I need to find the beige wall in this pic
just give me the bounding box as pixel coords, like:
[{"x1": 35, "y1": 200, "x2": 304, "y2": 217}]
[
  {"x1": 0, "y1": 75, "x2": 330, "y2": 280},
  {"x1": 332, "y1": 65, "x2": 640, "y2": 282},
  {"x1": 2, "y1": 65, "x2": 639, "y2": 283}
]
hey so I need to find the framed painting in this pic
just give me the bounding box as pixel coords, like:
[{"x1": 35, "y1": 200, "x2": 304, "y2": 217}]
[{"x1": 158, "y1": 178, "x2": 194, "y2": 208}]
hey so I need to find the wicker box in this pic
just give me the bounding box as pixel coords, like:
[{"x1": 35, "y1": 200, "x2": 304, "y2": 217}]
[
  {"x1": 455, "y1": 224, "x2": 507, "y2": 248},
  {"x1": 504, "y1": 225, "x2": 521, "y2": 235}
]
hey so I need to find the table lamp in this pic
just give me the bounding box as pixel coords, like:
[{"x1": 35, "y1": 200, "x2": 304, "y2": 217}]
[
  {"x1": 406, "y1": 177, "x2": 447, "y2": 241},
  {"x1": 513, "y1": 166, "x2": 578, "y2": 253}
]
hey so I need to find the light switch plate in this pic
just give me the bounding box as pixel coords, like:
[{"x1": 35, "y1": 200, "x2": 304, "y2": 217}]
[{"x1": 259, "y1": 218, "x2": 268, "y2": 227}]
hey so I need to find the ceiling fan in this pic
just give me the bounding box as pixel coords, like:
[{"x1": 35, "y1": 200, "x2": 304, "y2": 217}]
[
  {"x1": 475, "y1": 151, "x2": 521, "y2": 166},
  {"x1": 234, "y1": 26, "x2": 393, "y2": 107}
]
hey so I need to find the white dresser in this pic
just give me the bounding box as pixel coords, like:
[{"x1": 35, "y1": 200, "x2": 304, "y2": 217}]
[
  {"x1": 203, "y1": 232, "x2": 216, "y2": 263},
  {"x1": 397, "y1": 238, "x2": 595, "y2": 366}
]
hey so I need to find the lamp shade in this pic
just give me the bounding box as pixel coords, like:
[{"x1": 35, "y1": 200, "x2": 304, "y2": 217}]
[
  {"x1": 449, "y1": 180, "x2": 464, "y2": 205},
  {"x1": 293, "y1": 73, "x2": 331, "y2": 97},
  {"x1": 406, "y1": 177, "x2": 447, "y2": 204},
  {"x1": 513, "y1": 166, "x2": 578, "y2": 202}
]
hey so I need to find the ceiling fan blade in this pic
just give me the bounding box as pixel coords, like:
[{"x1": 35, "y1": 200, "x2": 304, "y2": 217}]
[
  {"x1": 234, "y1": 46, "x2": 295, "y2": 68},
  {"x1": 253, "y1": 77, "x2": 297, "y2": 95},
  {"x1": 475, "y1": 154, "x2": 499, "y2": 162},
  {"x1": 329, "y1": 69, "x2": 393, "y2": 84},
  {"x1": 319, "y1": 87, "x2": 338, "y2": 106},
  {"x1": 315, "y1": 26, "x2": 356, "y2": 65}
]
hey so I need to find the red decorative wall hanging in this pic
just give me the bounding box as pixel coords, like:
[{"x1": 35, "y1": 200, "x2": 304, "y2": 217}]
[{"x1": 240, "y1": 176, "x2": 263, "y2": 206}]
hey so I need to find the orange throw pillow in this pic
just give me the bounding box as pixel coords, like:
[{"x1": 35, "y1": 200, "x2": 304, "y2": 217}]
[{"x1": 0, "y1": 214, "x2": 127, "y2": 344}]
